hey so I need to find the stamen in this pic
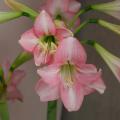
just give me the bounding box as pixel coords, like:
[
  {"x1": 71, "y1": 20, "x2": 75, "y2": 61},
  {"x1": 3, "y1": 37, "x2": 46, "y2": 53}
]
[
  {"x1": 38, "y1": 35, "x2": 57, "y2": 54},
  {"x1": 60, "y1": 62, "x2": 75, "y2": 87}
]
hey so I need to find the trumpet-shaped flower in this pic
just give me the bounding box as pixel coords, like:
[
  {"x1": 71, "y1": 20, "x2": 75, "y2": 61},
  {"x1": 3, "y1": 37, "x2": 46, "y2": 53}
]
[
  {"x1": 2, "y1": 61, "x2": 25, "y2": 102},
  {"x1": 98, "y1": 19, "x2": 120, "y2": 35},
  {"x1": 19, "y1": 10, "x2": 73, "y2": 66},
  {"x1": 40, "y1": 0, "x2": 81, "y2": 28},
  {"x1": 92, "y1": 0, "x2": 120, "y2": 20},
  {"x1": 36, "y1": 37, "x2": 106, "y2": 111},
  {"x1": 94, "y1": 42, "x2": 120, "y2": 82}
]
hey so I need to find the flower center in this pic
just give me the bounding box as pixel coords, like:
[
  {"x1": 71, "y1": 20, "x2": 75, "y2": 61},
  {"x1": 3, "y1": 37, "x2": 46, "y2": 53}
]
[
  {"x1": 39, "y1": 35, "x2": 57, "y2": 54},
  {"x1": 55, "y1": 14, "x2": 62, "y2": 20},
  {"x1": 60, "y1": 61, "x2": 76, "y2": 87}
]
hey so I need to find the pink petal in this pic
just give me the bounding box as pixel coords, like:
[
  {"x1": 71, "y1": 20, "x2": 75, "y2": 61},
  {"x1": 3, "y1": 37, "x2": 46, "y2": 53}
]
[
  {"x1": 34, "y1": 10, "x2": 56, "y2": 36},
  {"x1": 46, "y1": 0, "x2": 69, "y2": 15},
  {"x1": 76, "y1": 64, "x2": 106, "y2": 94},
  {"x1": 2, "y1": 60, "x2": 10, "y2": 79},
  {"x1": 60, "y1": 84, "x2": 84, "y2": 111},
  {"x1": 88, "y1": 78, "x2": 106, "y2": 94},
  {"x1": 35, "y1": 80, "x2": 59, "y2": 101},
  {"x1": 7, "y1": 86, "x2": 23, "y2": 102},
  {"x1": 19, "y1": 29, "x2": 38, "y2": 52},
  {"x1": 56, "y1": 28, "x2": 73, "y2": 41},
  {"x1": 76, "y1": 64, "x2": 101, "y2": 85},
  {"x1": 33, "y1": 46, "x2": 53, "y2": 66},
  {"x1": 68, "y1": 0, "x2": 81, "y2": 13},
  {"x1": 65, "y1": 12, "x2": 80, "y2": 30},
  {"x1": 11, "y1": 70, "x2": 26, "y2": 86},
  {"x1": 54, "y1": 37, "x2": 87, "y2": 64},
  {"x1": 82, "y1": 86, "x2": 95, "y2": 95},
  {"x1": 78, "y1": 64, "x2": 98, "y2": 74},
  {"x1": 37, "y1": 64, "x2": 60, "y2": 86}
]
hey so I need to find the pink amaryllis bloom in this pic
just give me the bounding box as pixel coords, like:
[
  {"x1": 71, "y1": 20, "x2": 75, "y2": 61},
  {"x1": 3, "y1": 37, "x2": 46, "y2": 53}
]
[
  {"x1": 2, "y1": 61, "x2": 25, "y2": 102},
  {"x1": 36, "y1": 37, "x2": 106, "y2": 111},
  {"x1": 40, "y1": 0, "x2": 81, "y2": 27},
  {"x1": 19, "y1": 10, "x2": 73, "y2": 66}
]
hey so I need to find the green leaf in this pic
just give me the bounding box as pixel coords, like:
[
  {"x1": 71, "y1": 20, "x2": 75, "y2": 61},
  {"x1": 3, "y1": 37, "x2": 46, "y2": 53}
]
[
  {"x1": 0, "y1": 102, "x2": 9, "y2": 120},
  {"x1": 0, "y1": 12, "x2": 22, "y2": 23},
  {"x1": 4, "y1": 0, "x2": 38, "y2": 19},
  {"x1": 10, "y1": 52, "x2": 33, "y2": 72}
]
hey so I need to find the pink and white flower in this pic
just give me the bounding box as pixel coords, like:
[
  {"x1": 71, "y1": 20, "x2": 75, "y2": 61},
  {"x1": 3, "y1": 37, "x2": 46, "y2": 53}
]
[
  {"x1": 40, "y1": 0, "x2": 81, "y2": 27},
  {"x1": 94, "y1": 42, "x2": 120, "y2": 82},
  {"x1": 19, "y1": 10, "x2": 73, "y2": 66},
  {"x1": 92, "y1": 0, "x2": 120, "y2": 20},
  {"x1": 36, "y1": 37, "x2": 106, "y2": 111},
  {"x1": 2, "y1": 61, "x2": 25, "y2": 102}
]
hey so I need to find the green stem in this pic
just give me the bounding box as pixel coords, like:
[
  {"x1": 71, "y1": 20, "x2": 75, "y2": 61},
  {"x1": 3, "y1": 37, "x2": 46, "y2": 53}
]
[
  {"x1": 0, "y1": 101, "x2": 9, "y2": 120},
  {"x1": 69, "y1": 5, "x2": 92, "y2": 28},
  {"x1": 6, "y1": 52, "x2": 33, "y2": 84},
  {"x1": 0, "y1": 12, "x2": 22, "y2": 23},
  {"x1": 74, "y1": 18, "x2": 99, "y2": 34},
  {"x1": 0, "y1": 52, "x2": 32, "y2": 120},
  {"x1": 75, "y1": 18, "x2": 120, "y2": 36},
  {"x1": 10, "y1": 52, "x2": 32, "y2": 72},
  {"x1": 47, "y1": 101, "x2": 57, "y2": 120},
  {"x1": 81, "y1": 39, "x2": 96, "y2": 47}
]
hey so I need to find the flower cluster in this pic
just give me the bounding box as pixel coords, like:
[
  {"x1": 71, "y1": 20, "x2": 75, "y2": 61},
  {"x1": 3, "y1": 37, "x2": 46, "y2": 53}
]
[
  {"x1": 2, "y1": 0, "x2": 120, "y2": 114},
  {"x1": 18, "y1": 0, "x2": 106, "y2": 111}
]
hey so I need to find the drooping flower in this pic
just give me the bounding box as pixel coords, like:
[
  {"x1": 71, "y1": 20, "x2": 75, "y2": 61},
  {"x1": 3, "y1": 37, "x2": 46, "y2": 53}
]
[
  {"x1": 36, "y1": 37, "x2": 106, "y2": 111},
  {"x1": 98, "y1": 19, "x2": 120, "y2": 35},
  {"x1": 2, "y1": 61, "x2": 25, "y2": 101},
  {"x1": 19, "y1": 10, "x2": 73, "y2": 66},
  {"x1": 40, "y1": 0, "x2": 81, "y2": 27},
  {"x1": 92, "y1": 0, "x2": 120, "y2": 20},
  {"x1": 94, "y1": 42, "x2": 120, "y2": 82}
]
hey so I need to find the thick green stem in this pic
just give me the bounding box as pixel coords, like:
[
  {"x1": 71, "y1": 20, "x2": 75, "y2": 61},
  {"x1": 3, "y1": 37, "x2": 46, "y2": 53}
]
[
  {"x1": 69, "y1": 5, "x2": 92, "y2": 28},
  {"x1": 47, "y1": 101, "x2": 57, "y2": 120},
  {"x1": 10, "y1": 52, "x2": 32, "y2": 72},
  {"x1": 6, "y1": 52, "x2": 33, "y2": 84},
  {"x1": 0, "y1": 101, "x2": 9, "y2": 120}
]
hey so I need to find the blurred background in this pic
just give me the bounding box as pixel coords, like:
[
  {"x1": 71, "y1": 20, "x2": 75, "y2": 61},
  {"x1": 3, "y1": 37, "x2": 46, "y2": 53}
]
[{"x1": 0, "y1": 0, "x2": 120, "y2": 120}]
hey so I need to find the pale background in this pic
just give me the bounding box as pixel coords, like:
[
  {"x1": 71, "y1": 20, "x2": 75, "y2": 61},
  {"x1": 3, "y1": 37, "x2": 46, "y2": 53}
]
[{"x1": 0, "y1": 0, "x2": 120, "y2": 120}]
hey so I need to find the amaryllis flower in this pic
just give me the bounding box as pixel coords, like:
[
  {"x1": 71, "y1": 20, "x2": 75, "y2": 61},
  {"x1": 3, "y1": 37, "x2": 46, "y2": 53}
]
[
  {"x1": 36, "y1": 37, "x2": 106, "y2": 111},
  {"x1": 98, "y1": 19, "x2": 120, "y2": 35},
  {"x1": 92, "y1": 0, "x2": 120, "y2": 20},
  {"x1": 40, "y1": 0, "x2": 81, "y2": 27},
  {"x1": 94, "y1": 42, "x2": 120, "y2": 82},
  {"x1": 19, "y1": 10, "x2": 73, "y2": 66},
  {"x1": 2, "y1": 61, "x2": 25, "y2": 102}
]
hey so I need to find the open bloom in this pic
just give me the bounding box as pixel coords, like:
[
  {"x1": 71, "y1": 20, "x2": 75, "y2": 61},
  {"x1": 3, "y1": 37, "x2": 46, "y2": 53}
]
[
  {"x1": 36, "y1": 37, "x2": 106, "y2": 111},
  {"x1": 92, "y1": 0, "x2": 120, "y2": 20},
  {"x1": 94, "y1": 42, "x2": 120, "y2": 82},
  {"x1": 2, "y1": 61, "x2": 25, "y2": 101},
  {"x1": 40, "y1": 0, "x2": 81, "y2": 27},
  {"x1": 19, "y1": 10, "x2": 72, "y2": 66}
]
